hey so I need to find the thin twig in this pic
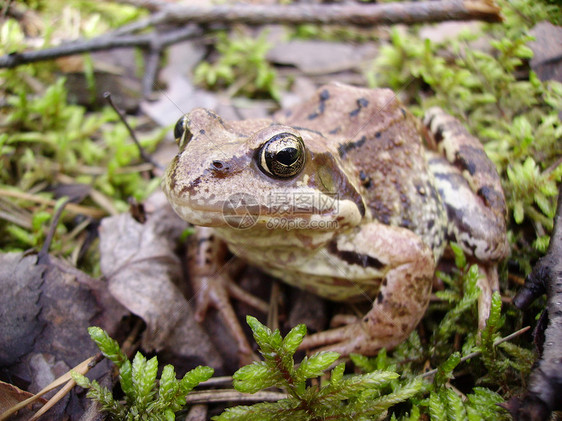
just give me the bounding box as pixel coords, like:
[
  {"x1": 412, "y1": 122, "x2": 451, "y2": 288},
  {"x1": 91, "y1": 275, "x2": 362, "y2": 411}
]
[
  {"x1": 0, "y1": 188, "x2": 105, "y2": 218},
  {"x1": 38, "y1": 197, "x2": 70, "y2": 259},
  {"x1": 112, "y1": 0, "x2": 168, "y2": 12},
  {"x1": 184, "y1": 389, "x2": 288, "y2": 405},
  {"x1": 0, "y1": 25, "x2": 199, "y2": 69},
  {"x1": 104, "y1": 92, "x2": 163, "y2": 171},
  {"x1": 0, "y1": 354, "x2": 102, "y2": 421},
  {"x1": 421, "y1": 326, "x2": 531, "y2": 378},
  {"x1": 29, "y1": 379, "x2": 77, "y2": 421}
]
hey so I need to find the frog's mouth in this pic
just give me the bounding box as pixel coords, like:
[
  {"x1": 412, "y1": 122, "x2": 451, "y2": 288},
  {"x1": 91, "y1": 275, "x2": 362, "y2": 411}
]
[{"x1": 167, "y1": 193, "x2": 362, "y2": 230}]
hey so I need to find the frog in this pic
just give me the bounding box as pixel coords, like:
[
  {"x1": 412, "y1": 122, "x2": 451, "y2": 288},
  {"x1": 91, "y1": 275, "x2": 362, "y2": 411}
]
[{"x1": 163, "y1": 82, "x2": 509, "y2": 357}]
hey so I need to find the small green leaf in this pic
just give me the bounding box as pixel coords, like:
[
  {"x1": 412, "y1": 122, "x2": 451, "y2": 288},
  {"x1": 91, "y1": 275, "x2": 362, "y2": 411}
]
[
  {"x1": 158, "y1": 365, "x2": 177, "y2": 400},
  {"x1": 429, "y1": 391, "x2": 447, "y2": 421},
  {"x1": 450, "y1": 243, "x2": 467, "y2": 269},
  {"x1": 71, "y1": 371, "x2": 91, "y2": 389},
  {"x1": 179, "y1": 365, "x2": 214, "y2": 394},
  {"x1": 330, "y1": 363, "x2": 346, "y2": 385},
  {"x1": 513, "y1": 201, "x2": 525, "y2": 224},
  {"x1": 233, "y1": 362, "x2": 278, "y2": 394},
  {"x1": 246, "y1": 316, "x2": 281, "y2": 352},
  {"x1": 444, "y1": 388, "x2": 467, "y2": 420},
  {"x1": 296, "y1": 351, "x2": 340, "y2": 380},
  {"x1": 119, "y1": 360, "x2": 134, "y2": 399},
  {"x1": 88, "y1": 327, "x2": 128, "y2": 367},
  {"x1": 434, "y1": 352, "x2": 461, "y2": 388},
  {"x1": 281, "y1": 323, "x2": 306, "y2": 355}
]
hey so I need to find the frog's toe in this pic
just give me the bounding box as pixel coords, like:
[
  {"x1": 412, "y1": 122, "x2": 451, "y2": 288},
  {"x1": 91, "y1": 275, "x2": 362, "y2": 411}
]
[
  {"x1": 298, "y1": 323, "x2": 399, "y2": 356},
  {"x1": 476, "y1": 263, "x2": 500, "y2": 330},
  {"x1": 298, "y1": 325, "x2": 367, "y2": 356}
]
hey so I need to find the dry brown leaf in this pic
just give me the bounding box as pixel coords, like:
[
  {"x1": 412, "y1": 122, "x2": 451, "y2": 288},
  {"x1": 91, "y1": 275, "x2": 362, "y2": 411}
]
[
  {"x1": 0, "y1": 380, "x2": 46, "y2": 421},
  {"x1": 99, "y1": 191, "x2": 224, "y2": 369},
  {"x1": 0, "y1": 252, "x2": 117, "y2": 419}
]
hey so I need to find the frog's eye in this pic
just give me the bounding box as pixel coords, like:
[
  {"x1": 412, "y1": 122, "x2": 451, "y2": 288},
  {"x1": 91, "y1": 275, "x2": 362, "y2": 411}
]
[
  {"x1": 258, "y1": 133, "x2": 306, "y2": 179},
  {"x1": 173, "y1": 116, "x2": 193, "y2": 148}
]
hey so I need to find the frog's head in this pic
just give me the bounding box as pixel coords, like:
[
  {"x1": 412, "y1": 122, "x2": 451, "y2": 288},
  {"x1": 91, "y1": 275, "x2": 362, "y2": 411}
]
[{"x1": 163, "y1": 108, "x2": 365, "y2": 231}]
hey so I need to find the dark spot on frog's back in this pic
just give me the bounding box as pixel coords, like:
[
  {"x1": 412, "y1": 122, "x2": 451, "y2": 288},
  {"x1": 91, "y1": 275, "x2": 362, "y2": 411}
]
[
  {"x1": 338, "y1": 136, "x2": 367, "y2": 158},
  {"x1": 203, "y1": 109, "x2": 226, "y2": 125},
  {"x1": 328, "y1": 241, "x2": 384, "y2": 270},
  {"x1": 349, "y1": 97, "x2": 369, "y2": 117},
  {"x1": 359, "y1": 170, "x2": 372, "y2": 188},
  {"x1": 329, "y1": 127, "x2": 341, "y2": 135},
  {"x1": 454, "y1": 145, "x2": 495, "y2": 177},
  {"x1": 308, "y1": 89, "x2": 330, "y2": 120},
  {"x1": 477, "y1": 185, "x2": 505, "y2": 211}
]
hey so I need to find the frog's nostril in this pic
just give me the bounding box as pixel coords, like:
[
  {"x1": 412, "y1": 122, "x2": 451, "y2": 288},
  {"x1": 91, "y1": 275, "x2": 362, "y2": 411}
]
[{"x1": 211, "y1": 160, "x2": 228, "y2": 171}]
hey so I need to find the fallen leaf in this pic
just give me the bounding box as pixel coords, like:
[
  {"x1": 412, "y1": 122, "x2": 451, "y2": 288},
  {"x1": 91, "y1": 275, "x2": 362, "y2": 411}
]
[
  {"x1": 99, "y1": 191, "x2": 224, "y2": 369},
  {"x1": 0, "y1": 252, "x2": 117, "y2": 419},
  {"x1": 0, "y1": 380, "x2": 46, "y2": 421}
]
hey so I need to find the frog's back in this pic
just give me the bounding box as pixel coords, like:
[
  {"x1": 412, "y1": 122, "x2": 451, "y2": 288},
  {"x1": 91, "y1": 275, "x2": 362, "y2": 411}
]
[{"x1": 276, "y1": 82, "x2": 448, "y2": 258}]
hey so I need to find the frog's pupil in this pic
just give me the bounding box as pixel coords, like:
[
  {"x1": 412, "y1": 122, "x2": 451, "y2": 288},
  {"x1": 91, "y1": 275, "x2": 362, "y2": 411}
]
[
  {"x1": 258, "y1": 133, "x2": 305, "y2": 179},
  {"x1": 275, "y1": 147, "x2": 298, "y2": 166}
]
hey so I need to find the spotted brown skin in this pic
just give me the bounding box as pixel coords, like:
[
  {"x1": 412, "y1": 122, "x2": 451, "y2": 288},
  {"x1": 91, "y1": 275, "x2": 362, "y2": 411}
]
[{"x1": 163, "y1": 82, "x2": 508, "y2": 356}]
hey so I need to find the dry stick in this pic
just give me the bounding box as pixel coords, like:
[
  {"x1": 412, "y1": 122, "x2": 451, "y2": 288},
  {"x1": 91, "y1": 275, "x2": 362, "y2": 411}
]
[
  {"x1": 0, "y1": 188, "x2": 105, "y2": 218},
  {"x1": 112, "y1": 0, "x2": 168, "y2": 12},
  {"x1": 0, "y1": 0, "x2": 501, "y2": 70},
  {"x1": 185, "y1": 389, "x2": 288, "y2": 406},
  {"x1": 29, "y1": 380, "x2": 77, "y2": 421},
  {"x1": 142, "y1": 25, "x2": 203, "y2": 96},
  {"x1": 421, "y1": 326, "x2": 531, "y2": 379},
  {"x1": 39, "y1": 197, "x2": 70, "y2": 260},
  {"x1": 0, "y1": 355, "x2": 102, "y2": 421},
  {"x1": 510, "y1": 183, "x2": 562, "y2": 419},
  {"x1": 0, "y1": 25, "x2": 199, "y2": 69},
  {"x1": 151, "y1": 0, "x2": 502, "y2": 26}
]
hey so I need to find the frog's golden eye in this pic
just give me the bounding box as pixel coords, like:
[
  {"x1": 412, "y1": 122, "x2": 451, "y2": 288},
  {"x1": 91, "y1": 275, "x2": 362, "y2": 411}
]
[
  {"x1": 258, "y1": 133, "x2": 306, "y2": 179},
  {"x1": 173, "y1": 116, "x2": 193, "y2": 148}
]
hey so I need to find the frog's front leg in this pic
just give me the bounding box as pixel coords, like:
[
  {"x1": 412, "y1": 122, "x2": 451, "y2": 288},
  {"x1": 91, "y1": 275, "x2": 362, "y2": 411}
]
[
  {"x1": 300, "y1": 223, "x2": 434, "y2": 356},
  {"x1": 424, "y1": 108, "x2": 509, "y2": 326},
  {"x1": 188, "y1": 226, "x2": 261, "y2": 359}
]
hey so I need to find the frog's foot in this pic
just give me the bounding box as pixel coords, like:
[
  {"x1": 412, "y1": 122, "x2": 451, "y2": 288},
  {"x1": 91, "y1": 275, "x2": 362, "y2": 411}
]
[
  {"x1": 300, "y1": 247, "x2": 434, "y2": 356},
  {"x1": 191, "y1": 272, "x2": 254, "y2": 358},
  {"x1": 188, "y1": 227, "x2": 262, "y2": 359}
]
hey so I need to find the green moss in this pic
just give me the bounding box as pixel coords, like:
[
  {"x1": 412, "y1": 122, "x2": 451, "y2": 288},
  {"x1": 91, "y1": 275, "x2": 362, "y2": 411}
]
[{"x1": 194, "y1": 30, "x2": 280, "y2": 101}]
